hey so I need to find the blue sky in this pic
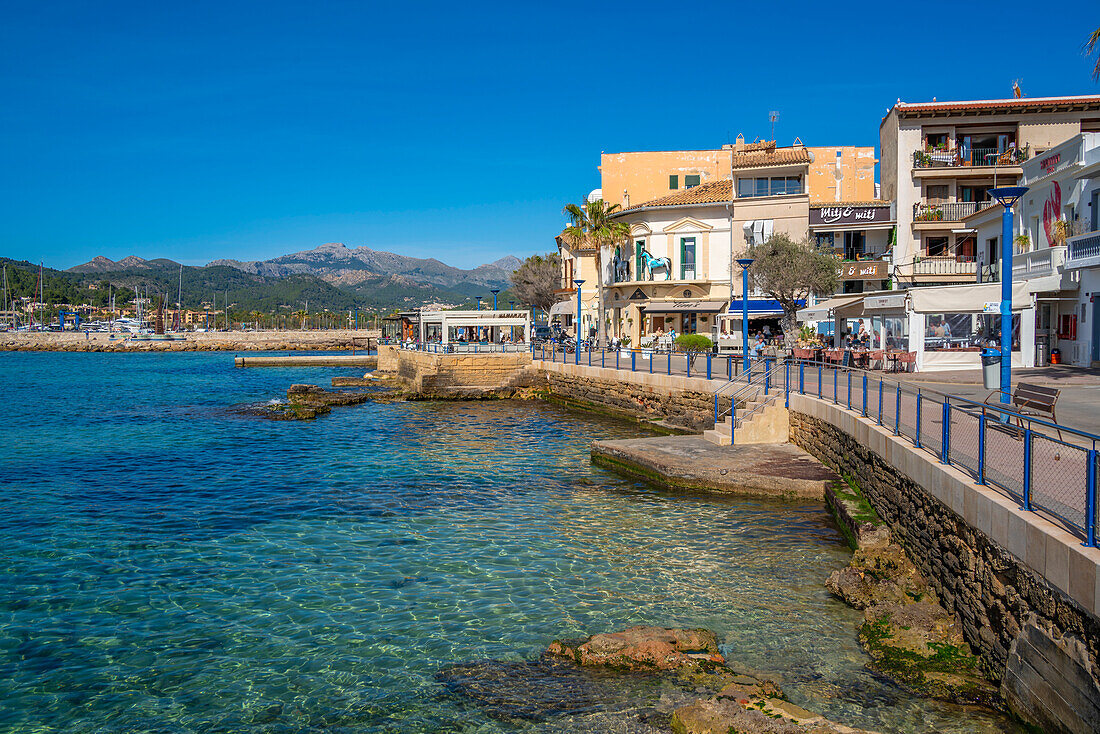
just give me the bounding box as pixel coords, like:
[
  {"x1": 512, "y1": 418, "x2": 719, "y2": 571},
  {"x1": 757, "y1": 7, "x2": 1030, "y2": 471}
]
[{"x1": 2, "y1": 1, "x2": 1098, "y2": 270}]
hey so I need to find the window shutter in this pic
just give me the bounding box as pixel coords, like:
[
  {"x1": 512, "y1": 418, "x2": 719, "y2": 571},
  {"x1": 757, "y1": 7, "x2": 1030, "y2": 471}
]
[{"x1": 669, "y1": 175, "x2": 678, "y2": 190}]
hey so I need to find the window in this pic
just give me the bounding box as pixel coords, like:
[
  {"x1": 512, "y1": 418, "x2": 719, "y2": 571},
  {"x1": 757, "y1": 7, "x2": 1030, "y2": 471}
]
[
  {"x1": 926, "y1": 185, "x2": 949, "y2": 203},
  {"x1": 680, "y1": 237, "x2": 696, "y2": 279},
  {"x1": 883, "y1": 316, "x2": 909, "y2": 350},
  {"x1": 684, "y1": 174, "x2": 701, "y2": 188},
  {"x1": 669, "y1": 175, "x2": 679, "y2": 190},
  {"x1": 924, "y1": 313, "x2": 1020, "y2": 351},
  {"x1": 815, "y1": 232, "x2": 835, "y2": 250},
  {"x1": 737, "y1": 176, "x2": 803, "y2": 197},
  {"x1": 925, "y1": 236, "x2": 949, "y2": 257}
]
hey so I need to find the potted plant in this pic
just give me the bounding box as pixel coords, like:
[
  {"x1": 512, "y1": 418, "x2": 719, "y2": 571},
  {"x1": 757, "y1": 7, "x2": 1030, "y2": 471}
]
[{"x1": 1014, "y1": 234, "x2": 1031, "y2": 254}]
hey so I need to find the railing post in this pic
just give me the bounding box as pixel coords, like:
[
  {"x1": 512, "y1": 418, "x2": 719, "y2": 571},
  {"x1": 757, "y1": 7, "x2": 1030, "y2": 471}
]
[
  {"x1": 631, "y1": 351, "x2": 636, "y2": 372},
  {"x1": 765, "y1": 357, "x2": 771, "y2": 394},
  {"x1": 846, "y1": 370, "x2": 852, "y2": 411},
  {"x1": 1086, "y1": 449, "x2": 1097, "y2": 547},
  {"x1": 667, "y1": 351, "x2": 671, "y2": 376},
  {"x1": 687, "y1": 353, "x2": 691, "y2": 378},
  {"x1": 977, "y1": 413, "x2": 987, "y2": 485},
  {"x1": 649, "y1": 352, "x2": 653, "y2": 374},
  {"x1": 601, "y1": 349, "x2": 605, "y2": 368},
  {"x1": 914, "y1": 391, "x2": 922, "y2": 448},
  {"x1": 817, "y1": 364, "x2": 822, "y2": 398},
  {"x1": 895, "y1": 385, "x2": 901, "y2": 436},
  {"x1": 833, "y1": 368, "x2": 838, "y2": 405},
  {"x1": 785, "y1": 360, "x2": 790, "y2": 408},
  {"x1": 706, "y1": 353, "x2": 712, "y2": 380},
  {"x1": 878, "y1": 379, "x2": 884, "y2": 426},
  {"x1": 799, "y1": 362, "x2": 805, "y2": 394},
  {"x1": 714, "y1": 393, "x2": 719, "y2": 425},
  {"x1": 1022, "y1": 428, "x2": 1033, "y2": 510},
  {"x1": 862, "y1": 375, "x2": 868, "y2": 418},
  {"x1": 940, "y1": 400, "x2": 950, "y2": 464},
  {"x1": 616, "y1": 349, "x2": 619, "y2": 370}
]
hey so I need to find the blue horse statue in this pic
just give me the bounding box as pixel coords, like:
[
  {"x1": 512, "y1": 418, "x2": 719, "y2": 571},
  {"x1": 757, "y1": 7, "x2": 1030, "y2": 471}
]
[{"x1": 640, "y1": 247, "x2": 672, "y2": 281}]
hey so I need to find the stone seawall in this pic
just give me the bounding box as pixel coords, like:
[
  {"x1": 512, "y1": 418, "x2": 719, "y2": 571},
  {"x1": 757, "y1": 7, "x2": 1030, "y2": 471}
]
[
  {"x1": 378, "y1": 346, "x2": 544, "y2": 398},
  {"x1": 788, "y1": 399, "x2": 1100, "y2": 733},
  {"x1": 539, "y1": 361, "x2": 729, "y2": 432}
]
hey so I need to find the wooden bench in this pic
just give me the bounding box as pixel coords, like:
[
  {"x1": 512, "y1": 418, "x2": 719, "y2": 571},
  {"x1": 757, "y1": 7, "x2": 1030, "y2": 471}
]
[{"x1": 984, "y1": 382, "x2": 1061, "y2": 439}]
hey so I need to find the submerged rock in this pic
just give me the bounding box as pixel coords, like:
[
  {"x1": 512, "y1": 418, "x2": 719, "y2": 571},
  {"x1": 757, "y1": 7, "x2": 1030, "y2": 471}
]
[{"x1": 547, "y1": 626, "x2": 723, "y2": 672}]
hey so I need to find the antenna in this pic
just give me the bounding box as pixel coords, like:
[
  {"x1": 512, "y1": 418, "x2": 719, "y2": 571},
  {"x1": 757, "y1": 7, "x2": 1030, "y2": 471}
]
[{"x1": 768, "y1": 111, "x2": 779, "y2": 141}]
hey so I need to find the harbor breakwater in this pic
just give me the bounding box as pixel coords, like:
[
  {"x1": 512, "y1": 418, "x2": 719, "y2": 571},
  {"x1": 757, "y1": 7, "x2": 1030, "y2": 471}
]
[{"x1": 0, "y1": 329, "x2": 380, "y2": 352}]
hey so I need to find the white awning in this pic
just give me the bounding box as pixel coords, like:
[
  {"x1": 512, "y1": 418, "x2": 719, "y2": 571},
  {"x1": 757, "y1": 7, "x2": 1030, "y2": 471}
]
[
  {"x1": 548, "y1": 300, "x2": 575, "y2": 317},
  {"x1": 908, "y1": 282, "x2": 1031, "y2": 313},
  {"x1": 796, "y1": 295, "x2": 864, "y2": 322},
  {"x1": 863, "y1": 292, "x2": 908, "y2": 312},
  {"x1": 643, "y1": 300, "x2": 727, "y2": 314}
]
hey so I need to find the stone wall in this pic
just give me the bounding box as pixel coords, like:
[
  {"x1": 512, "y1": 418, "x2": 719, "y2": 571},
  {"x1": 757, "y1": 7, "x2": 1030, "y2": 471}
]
[
  {"x1": 543, "y1": 366, "x2": 729, "y2": 431},
  {"x1": 789, "y1": 406, "x2": 1100, "y2": 733},
  {"x1": 379, "y1": 347, "x2": 544, "y2": 398}
]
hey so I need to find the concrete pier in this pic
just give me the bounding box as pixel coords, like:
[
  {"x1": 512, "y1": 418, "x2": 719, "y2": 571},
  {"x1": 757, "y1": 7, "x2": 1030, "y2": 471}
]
[{"x1": 234, "y1": 354, "x2": 378, "y2": 368}]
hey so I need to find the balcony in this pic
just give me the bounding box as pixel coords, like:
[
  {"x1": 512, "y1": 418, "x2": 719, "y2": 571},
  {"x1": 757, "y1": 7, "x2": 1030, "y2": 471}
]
[
  {"x1": 1013, "y1": 245, "x2": 1067, "y2": 281},
  {"x1": 1066, "y1": 231, "x2": 1100, "y2": 270},
  {"x1": 913, "y1": 201, "x2": 996, "y2": 223},
  {"x1": 912, "y1": 145, "x2": 1029, "y2": 170},
  {"x1": 911, "y1": 256, "x2": 976, "y2": 277}
]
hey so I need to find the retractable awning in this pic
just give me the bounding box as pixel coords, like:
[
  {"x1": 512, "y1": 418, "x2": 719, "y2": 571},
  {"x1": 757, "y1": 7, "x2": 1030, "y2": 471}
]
[
  {"x1": 863, "y1": 291, "x2": 908, "y2": 312},
  {"x1": 796, "y1": 295, "x2": 864, "y2": 322},
  {"x1": 548, "y1": 300, "x2": 575, "y2": 317},
  {"x1": 643, "y1": 300, "x2": 727, "y2": 314}
]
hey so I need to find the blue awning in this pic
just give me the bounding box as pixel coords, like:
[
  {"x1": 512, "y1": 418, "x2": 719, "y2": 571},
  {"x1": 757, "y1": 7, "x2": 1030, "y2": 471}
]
[{"x1": 726, "y1": 299, "x2": 803, "y2": 317}]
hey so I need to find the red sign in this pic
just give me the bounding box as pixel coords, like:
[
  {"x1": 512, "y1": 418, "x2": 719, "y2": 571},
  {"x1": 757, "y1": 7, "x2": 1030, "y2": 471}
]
[{"x1": 1039, "y1": 152, "x2": 1062, "y2": 174}]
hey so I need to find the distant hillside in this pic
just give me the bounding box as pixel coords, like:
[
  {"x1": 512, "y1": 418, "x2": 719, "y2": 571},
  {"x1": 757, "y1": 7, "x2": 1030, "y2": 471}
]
[{"x1": 54, "y1": 243, "x2": 523, "y2": 312}]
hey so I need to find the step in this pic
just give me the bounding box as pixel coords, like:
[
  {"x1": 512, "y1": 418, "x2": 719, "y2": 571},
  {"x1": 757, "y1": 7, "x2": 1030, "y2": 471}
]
[{"x1": 702, "y1": 428, "x2": 731, "y2": 446}]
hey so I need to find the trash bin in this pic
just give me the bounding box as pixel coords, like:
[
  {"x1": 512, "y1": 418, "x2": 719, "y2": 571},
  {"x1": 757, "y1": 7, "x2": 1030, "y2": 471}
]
[
  {"x1": 1051, "y1": 347, "x2": 1061, "y2": 365},
  {"x1": 981, "y1": 349, "x2": 1001, "y2": 390}
]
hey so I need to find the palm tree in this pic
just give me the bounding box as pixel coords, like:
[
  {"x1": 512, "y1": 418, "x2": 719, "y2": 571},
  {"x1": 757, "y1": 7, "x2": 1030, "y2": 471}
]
[
  {"x1": 1088, "y1": 28, "x2": 1100, "y2": 80},
  {"x1": 562, "y1": 199, "x2": 629, "y2": 347}
]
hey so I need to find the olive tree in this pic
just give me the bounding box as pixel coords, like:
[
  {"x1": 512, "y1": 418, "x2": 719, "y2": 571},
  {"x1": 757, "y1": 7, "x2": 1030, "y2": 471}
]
[
  {"x1": 674, "y1": 333, "x2": 713, "y2": 370},
  {"x1": 509, "y1": 252, "x2": 561, "y2": 312},
  {"x1": 745, "y1": 233, "x2": 838, "y2": 347}
]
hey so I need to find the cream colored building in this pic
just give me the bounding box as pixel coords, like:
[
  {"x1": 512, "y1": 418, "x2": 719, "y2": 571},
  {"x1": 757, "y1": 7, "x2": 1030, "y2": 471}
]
[
  {"x1": 603, "y1": 142, "x2": 813, "y2": 346},
  {"x1": 880, "y1": 95, "x2": 1100, "y2": 286}
]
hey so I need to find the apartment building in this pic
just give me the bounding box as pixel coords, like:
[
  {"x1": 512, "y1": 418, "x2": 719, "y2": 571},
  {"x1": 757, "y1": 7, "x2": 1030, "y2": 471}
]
[
  {"x1": 599, "y1": 137, "x2": 876, "y2": 208},
  {"x1": 880, "y1": 95, "x2": 1100, "y2": 287}
]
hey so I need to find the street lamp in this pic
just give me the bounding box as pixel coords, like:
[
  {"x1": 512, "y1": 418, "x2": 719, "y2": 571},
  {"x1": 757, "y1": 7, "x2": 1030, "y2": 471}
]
[
  {"x1": 573, "y1": 279, "x2": 585, "y2": 361},
  {"x1": 737, "y1": 258, "x2": 755, "y2": 373},
  {"x1": 989, "y1": 186, "x2": 1028, "y2": 405},
  {"x1": 476, "y1": 296, "x2": 483, "y2": 311},
  {"x1": 490, "y1": 288, "x2": 500, "y2": 311}
]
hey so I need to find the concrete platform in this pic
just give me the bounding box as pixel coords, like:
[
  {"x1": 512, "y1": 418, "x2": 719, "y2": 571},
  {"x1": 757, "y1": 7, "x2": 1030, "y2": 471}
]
[
  {"x1": 591, "y1": 436, "x2": 837, "y2": 500},
  {"x1": 234, "y1": 354, "x2": 378, "y2": 368}
]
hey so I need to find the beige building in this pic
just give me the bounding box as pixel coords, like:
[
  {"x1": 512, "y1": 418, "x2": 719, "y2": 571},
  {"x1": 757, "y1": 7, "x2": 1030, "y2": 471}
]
[
  {"x1": 602, "y1": 142, "x2": 814, "y2": 347},
  {"x1": 599, "y1": 137, "x2": 876, "y2": 209},
  {"x1": 880, "y1": 95, "x2": 1100, "y2": 286}
]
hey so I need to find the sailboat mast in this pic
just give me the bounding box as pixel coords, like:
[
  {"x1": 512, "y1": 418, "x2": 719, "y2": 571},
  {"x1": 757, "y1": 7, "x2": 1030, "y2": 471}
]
[{"x1": 176, "y1": 264, "x2": 183, "y2": 331}]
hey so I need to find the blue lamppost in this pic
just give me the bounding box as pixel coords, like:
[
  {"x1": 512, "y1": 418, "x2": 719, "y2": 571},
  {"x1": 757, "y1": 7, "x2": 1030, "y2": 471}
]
[
  {"x1": 989, "y1": 186, "x2": 1028, "y2": 405},
  {"x1": 476, "y1": 296, "x2": 482, "y2": 311},
  {"x1": 737, "y1": 258, "x2": 755, "y2": 373},
  {"x1": 573, "y1": 278, "x2": 585, "y2": 362},
  {"x1": 491, "y1": 289, "x2": 500, "y2": 311}
]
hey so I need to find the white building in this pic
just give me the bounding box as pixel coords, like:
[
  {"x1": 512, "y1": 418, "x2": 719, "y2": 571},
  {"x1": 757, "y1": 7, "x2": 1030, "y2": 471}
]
[{"x1": 967, "y1": 132, "x2": 1100, "y2": 367}]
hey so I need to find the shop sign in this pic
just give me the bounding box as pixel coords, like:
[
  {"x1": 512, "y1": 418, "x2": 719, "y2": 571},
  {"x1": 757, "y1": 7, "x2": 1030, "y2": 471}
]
[
  {"x1": 983, "y1": 302, "x2": 999, "y2": 313},
  {"x1": 840, "y1": 261, "x2": 887, "y2": 280},
  {"x1": 810, "y1": 205, "x2": 892, "y2": 226}
]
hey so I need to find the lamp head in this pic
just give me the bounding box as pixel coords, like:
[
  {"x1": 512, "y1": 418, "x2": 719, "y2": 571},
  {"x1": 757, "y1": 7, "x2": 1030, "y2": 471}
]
[
  {"x1": 989, "y1": 186, "x2": 1029, "y2": 208},
  {"x1": 736, "y1": 258, "x2": 755, "y2": 269},
  {"x1": 490, "y1": 289, "x2": 500, "y2": 295},
  {"x1": 573, "y1": 279, "x2": 586, "y2": 287}
]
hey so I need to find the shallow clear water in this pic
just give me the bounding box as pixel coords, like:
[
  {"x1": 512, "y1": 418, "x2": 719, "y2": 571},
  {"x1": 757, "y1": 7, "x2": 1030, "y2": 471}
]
[{"x1": 0, "y1": 352, "x2": 1019, "y2": 732}]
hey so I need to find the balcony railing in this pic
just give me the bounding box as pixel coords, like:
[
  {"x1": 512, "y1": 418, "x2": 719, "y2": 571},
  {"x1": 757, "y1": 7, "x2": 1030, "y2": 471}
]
[
  {"x1": 911, "y1": 256, "x2": 977, "y2": 276},
  {"x1": 913, "y1": 200, "x2": 996, "y2": 223},
  {"x1": 1067, "y1": 232, "x2": 1100, "y2": 268},
  {"x1": 1013, "y1": 246, "x2": 1067, "y2": 280},
  {"x1": 912, "y1": 145, "x2": 1029, "y2": 169}
]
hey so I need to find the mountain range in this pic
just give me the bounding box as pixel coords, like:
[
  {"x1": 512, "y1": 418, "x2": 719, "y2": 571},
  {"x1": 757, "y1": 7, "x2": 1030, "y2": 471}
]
[{"x1": 60, "y1": 244, "x2": 523, "y2": 311}]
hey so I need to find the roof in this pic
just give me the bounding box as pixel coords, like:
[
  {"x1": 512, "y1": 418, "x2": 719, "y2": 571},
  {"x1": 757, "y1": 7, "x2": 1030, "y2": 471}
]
[
  {"x1": 809, "y1": 200, "x2": 890, "y2": 208},
  {"x1": 730, "y1": 144, "x2": 813, "y2": 170},
  {"x1": 621, "y1": 180, "x2": 733, "y2": 211},
  {"x1": 555, "y1": 228, "x2": 594, "y2": 252},
  {"x1": 890, "y1": 95, "x2": 1100, "y2": 118}
]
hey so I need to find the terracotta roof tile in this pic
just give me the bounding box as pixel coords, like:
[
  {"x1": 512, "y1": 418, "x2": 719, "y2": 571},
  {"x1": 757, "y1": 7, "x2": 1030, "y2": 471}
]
[
  {"x1": 809, "y1": 200, "x2": 890, "y2": 208},
  {"x1": 894, "y1": 95, "x2": 1100, "y2": 116},
  {"x1": 621, "y1": 180, "x2": 733, "y2": 211},
  {"x1": 730, "y1": 145, "x2": 812, "y2": 170}
]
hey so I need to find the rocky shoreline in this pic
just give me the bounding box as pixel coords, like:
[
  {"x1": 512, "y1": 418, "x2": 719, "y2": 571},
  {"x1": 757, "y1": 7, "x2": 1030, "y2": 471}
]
[{"x1": 0, "y1": 330, "x2": 379, "y2": 352}]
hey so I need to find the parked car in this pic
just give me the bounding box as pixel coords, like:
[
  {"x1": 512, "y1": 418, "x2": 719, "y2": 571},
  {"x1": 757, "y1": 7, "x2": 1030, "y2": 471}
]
[{"x1": 531, "y1": 325, "x2": 553, "y2": 343}]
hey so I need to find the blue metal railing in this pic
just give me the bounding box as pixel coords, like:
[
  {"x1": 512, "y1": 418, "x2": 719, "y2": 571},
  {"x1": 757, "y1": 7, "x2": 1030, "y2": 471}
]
[{"x1": 783, "y1": 357, "x2": 1100, "y2": 548}]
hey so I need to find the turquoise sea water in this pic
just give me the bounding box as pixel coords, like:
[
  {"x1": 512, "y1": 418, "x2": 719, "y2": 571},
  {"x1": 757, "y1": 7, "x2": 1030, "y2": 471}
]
[{"x1": 0, "y1": 353, "x2": 1020, "y2": 733}]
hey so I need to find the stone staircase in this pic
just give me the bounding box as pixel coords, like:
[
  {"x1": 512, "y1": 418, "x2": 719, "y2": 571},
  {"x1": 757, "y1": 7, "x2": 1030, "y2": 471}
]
[{"x1": 703, "y1": 387, "x2": 789, "y2": 446}]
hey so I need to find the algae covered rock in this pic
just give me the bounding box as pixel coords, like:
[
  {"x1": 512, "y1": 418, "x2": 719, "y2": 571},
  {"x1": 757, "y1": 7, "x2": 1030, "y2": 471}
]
[{"x1": 546, "y1": 626, "x2": 723, "y2": 672}]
